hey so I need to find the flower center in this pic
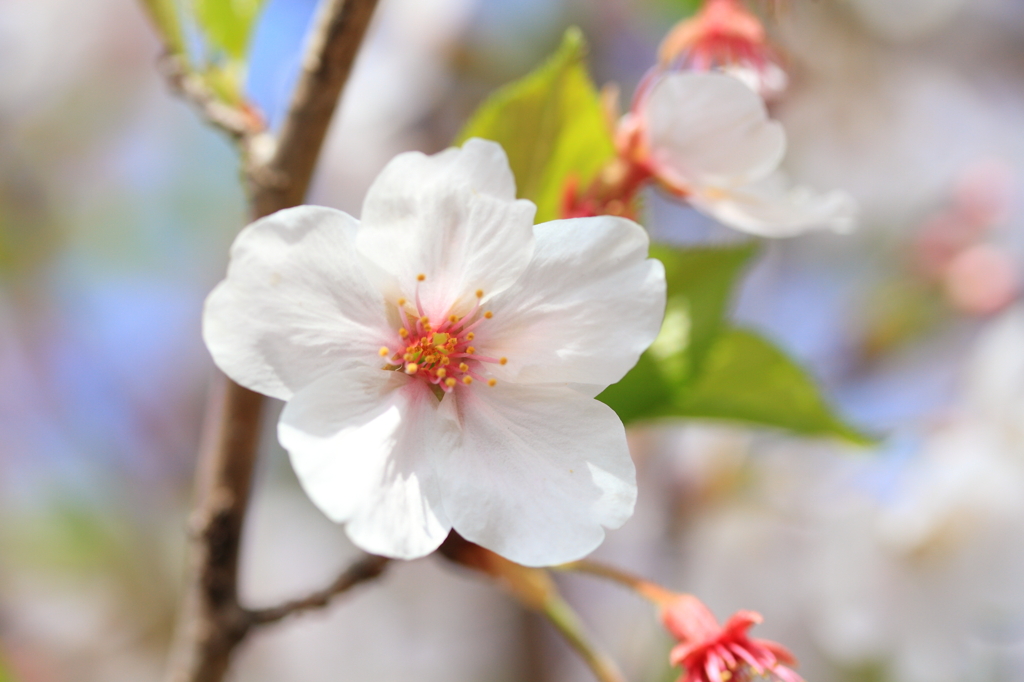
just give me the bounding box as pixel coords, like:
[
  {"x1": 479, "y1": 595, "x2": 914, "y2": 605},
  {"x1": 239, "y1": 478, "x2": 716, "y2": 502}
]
[{"x1": 379, "y1": 277, "x2": 506, "y2": 397}]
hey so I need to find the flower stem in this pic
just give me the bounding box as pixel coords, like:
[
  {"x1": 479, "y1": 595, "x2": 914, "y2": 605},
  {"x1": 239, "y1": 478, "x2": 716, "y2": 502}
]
[
  {"x1": 541, "y1": 595, "x2": 629, "y2": 682},
  {"x1": 556, "y1": 559, "x2": 676, "y2": 605},
  {"x1": 439, "y1": 535, "x2": 629, "y2": 682}
]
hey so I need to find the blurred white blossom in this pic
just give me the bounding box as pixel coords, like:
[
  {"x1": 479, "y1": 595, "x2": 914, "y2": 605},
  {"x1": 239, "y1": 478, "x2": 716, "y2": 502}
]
[{"x1": 620, "y1": 73, "x2": 857, "y2": 237}]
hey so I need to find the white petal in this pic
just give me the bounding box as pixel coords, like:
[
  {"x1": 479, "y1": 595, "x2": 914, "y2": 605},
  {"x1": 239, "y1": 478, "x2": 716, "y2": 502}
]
[
  {"x1": 357, "y1": 138, "x2": 536, "y2": 318},
  {"x1": 478, "y1": 216, "x2": 666, "y2": 387},
  {"x1": 644, "y1": 72, "x2": 785, "y2": 190},
  {"x1": 438, "y1": 383, "x2": 636, "y2": 567},
  {"x1": 203, "y1": 206, "x2": 392, "y2": 401},
  {"x1": 691, "y1": 172, "x2": 858, "y2": 237},
  {"x1": 279, "y1": 364, "x2": 455, "y2": 560}
]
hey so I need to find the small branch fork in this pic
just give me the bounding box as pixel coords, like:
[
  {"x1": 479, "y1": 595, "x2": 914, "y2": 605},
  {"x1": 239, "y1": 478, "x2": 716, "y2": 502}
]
[
  {"x1": 152, "y1": 2, "x2": 384, "y2": 682},
  {"x1": 247, "y1": 554, "x2": 390, "y2": 626}
]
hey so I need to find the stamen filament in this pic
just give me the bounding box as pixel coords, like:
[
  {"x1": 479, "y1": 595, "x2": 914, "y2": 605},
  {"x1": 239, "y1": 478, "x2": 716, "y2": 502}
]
[
  {"x1": 414, "y1": 276, "x2": 426, "y2": 317},
  {"x1": 457, "y1": 315, "x2": 488, "y2": 336},
  {"x1": 472, "y1": 355, "x2": 502, "y2": 364}
]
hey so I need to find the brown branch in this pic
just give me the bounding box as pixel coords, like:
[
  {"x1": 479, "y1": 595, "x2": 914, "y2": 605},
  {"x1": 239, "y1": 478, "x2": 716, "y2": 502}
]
[
  {"x1": 163, "y1": 1, "x2": 382, "y2": 682},
  {"x1": 247, "y1": 554, "x2": 390, "y2": 626},
  {"x1": 251, "y1": 0, "x2": 381, "y2": 217},
  {"x1": 164, "y1": 378, "x2": 263, "y2": 682}
]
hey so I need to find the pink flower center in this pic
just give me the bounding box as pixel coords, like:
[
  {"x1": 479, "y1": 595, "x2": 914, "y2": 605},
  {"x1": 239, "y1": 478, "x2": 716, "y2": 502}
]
[{"x1": 378, "y1": 276, "x2": 505, "y2": 395}]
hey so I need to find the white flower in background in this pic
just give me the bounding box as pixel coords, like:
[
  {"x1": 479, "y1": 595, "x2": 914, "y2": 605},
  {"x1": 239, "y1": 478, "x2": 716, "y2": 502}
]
[
  {"x1": 203, "y1": 139, "x2": 666, "y2": 566},
  {"x1": 619, "y1": 73, "x2": 856, "y2": 237}
]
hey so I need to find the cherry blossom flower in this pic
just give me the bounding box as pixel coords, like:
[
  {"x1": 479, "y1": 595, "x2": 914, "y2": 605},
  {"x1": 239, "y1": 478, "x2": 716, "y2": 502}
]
[
  {"x1": 202, "y1": 139, "x2": 666, "y2": 566},
  {"x1": 661, "y1": 594, "x2": 802, "y2": 682},
  {"x1": 618, "y1": 72, "x2": 856, "y2": 237},
  {"x1": 658, "y1": 0, "x2": 787, "y2": 98}
]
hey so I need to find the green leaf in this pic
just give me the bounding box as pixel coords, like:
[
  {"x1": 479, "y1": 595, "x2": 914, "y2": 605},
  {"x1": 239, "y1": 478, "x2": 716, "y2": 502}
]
[
  {"x1": 651, "y1": 242, "x2": 758, "y2": 373},
  {"x1": 194, "y1": 0, "x2": 266, "y2": 60},
  {"x1": 139, "y1": 0, "x2": 187, "y2": 55},
  {"x1": 0, "y1": 653, "x2": 13, "y2": 682},
  {"x1": 671, "y1": 328, "x2": 871, "y2": 444},
  {"x1": 598, "y1": 243, "x2": 757, "y2": 420},
  {"x1": 455, "y1": 27, "x2": 615, "y2": 223},
  {"x1": 593, "y1": 352, "x2": 674, "y2": 426},
  {"x1": 598, "y1": 243, "x2": 868, "y2": 444}
]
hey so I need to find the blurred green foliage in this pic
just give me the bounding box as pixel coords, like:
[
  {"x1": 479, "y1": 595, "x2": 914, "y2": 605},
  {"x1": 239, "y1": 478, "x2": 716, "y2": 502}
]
[
  {"x1": 194, "y1": 0, "x2": 267, "y2": 60},
  {"x1": 653, "y1": 243, "x2": 758, "y2": 373},
  {"x1": 600, "y1": 244, "x2": 868, "y2": 443},
  {"x1": 649, "y1": 0, "x2": 701, "y2": 25},
  {"x1": 597, "y1": 244, "x2": 757, "y2": 422},
  {"x1": 456, "y1": 28, "x2": 616, "y2": 223},
  {"x1": 0, "y1": 655, "x2": 12, "y2": 682},
  {"x1": 672, "y1": 328, "x2": 870, "y2": 443},
  {"x1": 139, "y1": 0, "x2": 267, "y2": 104},
  {"x1": 666, "y1": 0, "x2": 702, "y2": 14},
  {"x1": 457, "y1": 25, "x2": 866, "y2": 443},
  {"x1": 140, "y1": 0, "x2": 187, "y2": 55}
]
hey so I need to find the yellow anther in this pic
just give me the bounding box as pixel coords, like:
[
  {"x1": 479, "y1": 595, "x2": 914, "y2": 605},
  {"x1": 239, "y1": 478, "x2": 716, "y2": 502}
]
[
  {"x1": 466, "y1": 346, "x2": 475, "y2": 354},
  {"x1": 397, "y1": 298, "x2": 407, "y2": 306},
  {"x1": 420, "y1": 316, "x2": 430, "y2": 325},
  {"x1": 462, "y1": 376, "x2": 473, "y2": 385},
  {"x1": 437, "y1": 368, "x2": 447, "y2": 378},
  {"x1": 379, "y1": 346, "x2": 390, "y2": 357},
  {"x1": 466, "y1": 332, "x2": 475, "y2": 341},
  {"x1": 487, "y1": 378, "x2": 497, "y2": 387},
  {"x1": 475, "y1": 289, "x2": 484, "y2": 298},
  {"x1": 403, "y1": 353, "x2": 414, "y2": 361},
  {"x1": 440, "y1": 356, "x2": 450, "y2": 365},
  {"x1": 399, "y1": 328, "x2": 409, "y2": 338},
  {"x1": 445, "y1": 378, "x2": 457, "y2": 387},
  {"x1": 499, "y1": 357, "x2": 508, "y2": 365},
  {"x1": 417, "y1": 273, "x2": 426, "y2": 282},
  {"x1": 484, "y1": 311, "x2": 493, "y2": 319},
  {"x1": 405, "y1": 363, "x2": 419, "y2": 375},
  {"x1": 459, "y1": 363, "x2": 469, "y2": 372},
  {"x1": 449, "y1": 315, "x2": 459, "y2": 323}
]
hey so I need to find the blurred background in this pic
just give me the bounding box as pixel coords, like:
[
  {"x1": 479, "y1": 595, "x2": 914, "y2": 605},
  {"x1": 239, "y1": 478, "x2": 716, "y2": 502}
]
[{"x1": 3, "y1": 0, "x2": 1024, "y2": 680}]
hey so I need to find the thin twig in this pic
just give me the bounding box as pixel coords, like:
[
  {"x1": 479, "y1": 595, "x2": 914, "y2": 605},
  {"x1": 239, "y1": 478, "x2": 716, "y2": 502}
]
[
  {"x1": 541, "y1": 596, "x2": 628, "y2": 682},
  {"x1": 248, "y1": 554, "x2": 390, "y2": 626},
  {"x1": 159, "y1": 55, "x2": 264, "y2": 144},
  {"x1": 557, "y1": 560, "x2": 647, "y2": 590},
  {"x1": 556, "y1": 559, "x2": 674, "y2": 604},
  {"x1": 162, "y1": 1, "x2": 382, "y2": 682},
  {"x1": 438, "y1": 534, "x2": 629, "y2": 682}
]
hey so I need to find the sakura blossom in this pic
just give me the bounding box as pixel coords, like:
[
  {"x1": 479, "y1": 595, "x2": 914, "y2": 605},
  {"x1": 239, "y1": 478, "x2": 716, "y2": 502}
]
[
  {"x1": 661, "y1": 593, "x2": 802, "y2": 682},
  {"x1": 202, "y1": 138, "x2": 667, "y2": 566},
  {"x1": 658, "y1": 0, "x2": 787, "y2": 98},
  {"x1": 618, "y1": 72, "x2": 856, "y2": 237}
]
